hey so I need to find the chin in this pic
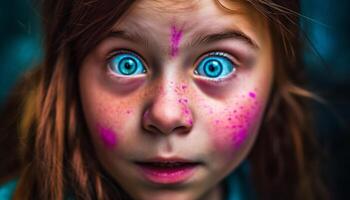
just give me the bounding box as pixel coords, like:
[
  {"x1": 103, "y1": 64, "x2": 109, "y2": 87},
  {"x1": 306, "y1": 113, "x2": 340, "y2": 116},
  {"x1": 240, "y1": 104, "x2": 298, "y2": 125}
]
[{"x1": 132, "y1": 189, "x2": 198, "y2": 200}]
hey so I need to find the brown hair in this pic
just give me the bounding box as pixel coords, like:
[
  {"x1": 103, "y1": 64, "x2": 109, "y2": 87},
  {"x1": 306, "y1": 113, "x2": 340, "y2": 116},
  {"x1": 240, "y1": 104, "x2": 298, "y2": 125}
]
[{"x1": 0, "y1": 0, "x2": 328, "y2": 199}]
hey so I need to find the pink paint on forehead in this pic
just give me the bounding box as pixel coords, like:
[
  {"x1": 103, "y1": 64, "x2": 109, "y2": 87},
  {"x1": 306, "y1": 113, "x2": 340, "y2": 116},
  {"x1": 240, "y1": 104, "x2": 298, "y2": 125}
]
[
  {"x1": 170, "y1": 25, "x2": 183, "y2": 57},
  {"x1": 98, "y1": 126, "x2": 117, "y2": 149}
]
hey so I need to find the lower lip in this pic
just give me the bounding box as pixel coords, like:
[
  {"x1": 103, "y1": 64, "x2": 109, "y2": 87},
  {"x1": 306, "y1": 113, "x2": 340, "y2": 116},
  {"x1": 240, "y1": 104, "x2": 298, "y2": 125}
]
[{"x1": 136, "y1": 163, "x2": 199, "y2": 184}]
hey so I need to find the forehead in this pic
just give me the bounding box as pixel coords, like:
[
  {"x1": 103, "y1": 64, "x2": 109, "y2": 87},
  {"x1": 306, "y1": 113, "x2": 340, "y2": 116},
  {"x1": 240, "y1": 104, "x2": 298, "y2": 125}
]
[
  {"x1": 116, "y1": 0, "x2": 266, "y2": 33},
  {"x1": 107, "y1": 0, "x2": 270, "y2": 57}
]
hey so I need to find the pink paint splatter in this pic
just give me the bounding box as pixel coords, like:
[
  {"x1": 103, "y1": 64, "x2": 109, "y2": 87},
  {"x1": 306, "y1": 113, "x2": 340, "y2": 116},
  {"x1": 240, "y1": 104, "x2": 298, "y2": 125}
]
[
  {"x1": 249, "y1": 92, "x2": 256, "y2": 98},
  {"x1": 178, "y1": 98, "x2": 189, "y2": 105},
  {"x1": 233, "y1": 128, "x2": 248, "y2": 145},
  {"x1": 98, "y1": 126, "x2": 117, "y2": 149},
  {"x1": 188, "y1": 119, "x2": 193, "y2": 126},
  {"x1": 184, "y1": 109, "x2": 190, "y2": 115},
  {"x1": 170, "y1": 25, "x2": 183, "y2": 57}
]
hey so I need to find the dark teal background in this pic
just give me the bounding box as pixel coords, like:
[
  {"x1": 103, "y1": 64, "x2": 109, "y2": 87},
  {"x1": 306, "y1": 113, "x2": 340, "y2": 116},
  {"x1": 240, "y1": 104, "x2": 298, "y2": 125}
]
[{"x1": 0, "y1": 0, "x2": 349, "y2": 199}]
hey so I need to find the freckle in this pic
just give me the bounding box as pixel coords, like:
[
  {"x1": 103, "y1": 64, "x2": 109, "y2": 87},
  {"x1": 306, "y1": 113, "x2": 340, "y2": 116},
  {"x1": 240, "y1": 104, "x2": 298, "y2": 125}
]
[
  {"x1": 182, "y1": 85, "x2": 187, "y2": 90},
  {"x1": 178, "y1": 99, "x2": 182, "y2": 103},
  {"x1": 228, "y1": 117, "x2": 232, "y2": 121},
  {"x1": 126, "y1": 110, "x2": 131, "y2": 114}
]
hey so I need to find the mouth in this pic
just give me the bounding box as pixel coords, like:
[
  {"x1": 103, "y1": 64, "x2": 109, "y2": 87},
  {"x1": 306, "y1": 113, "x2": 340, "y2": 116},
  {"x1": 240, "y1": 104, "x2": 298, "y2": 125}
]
[{"x1": 134, "y1": 157, "x2": 202, "y2": 184}]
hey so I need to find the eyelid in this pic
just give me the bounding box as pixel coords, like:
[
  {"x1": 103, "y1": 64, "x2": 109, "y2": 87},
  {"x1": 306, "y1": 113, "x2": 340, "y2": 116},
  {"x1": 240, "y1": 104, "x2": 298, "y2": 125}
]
[
  {"x1": 106, "y1": 49, "x2": 146, "y2": 65},
  {"x1": 194, "y1": 51, "x2": 239, "y2": 70}
]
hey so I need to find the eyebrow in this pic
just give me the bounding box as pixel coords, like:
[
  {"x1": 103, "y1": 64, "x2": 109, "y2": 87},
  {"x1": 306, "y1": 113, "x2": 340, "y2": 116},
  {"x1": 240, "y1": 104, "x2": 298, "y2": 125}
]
[
  {"x1": 105, "y1": 30, "x2": 150, "y2": 48},
  {"x1": 188, "y1": 30, "x2": 260, "y2": 50},
  {"x1": 105, "y1": 29, "x2": 259, "y2": 50}
]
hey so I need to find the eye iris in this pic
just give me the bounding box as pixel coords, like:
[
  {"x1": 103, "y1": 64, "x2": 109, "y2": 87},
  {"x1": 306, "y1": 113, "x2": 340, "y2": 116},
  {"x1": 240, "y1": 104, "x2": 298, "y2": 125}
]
[
  {"x1": 118, "y1": 57, "x2": 137, "y2": 75},
  {"x1": 203, "y1": 59, "x2": 223, "y2": 78},
  {"x1": 195, "y1": 54, "x2": 235, "y2": 79}
]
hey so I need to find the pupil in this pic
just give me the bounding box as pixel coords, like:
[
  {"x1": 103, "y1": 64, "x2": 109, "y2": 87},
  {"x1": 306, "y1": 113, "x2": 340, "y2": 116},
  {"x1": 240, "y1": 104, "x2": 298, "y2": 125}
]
[
  {"x1": 209, "y1": 64, "x2": 216, "y2": 72},
  {"x1": 125, "y1": 62, "x2": 131, "y2": 69}
]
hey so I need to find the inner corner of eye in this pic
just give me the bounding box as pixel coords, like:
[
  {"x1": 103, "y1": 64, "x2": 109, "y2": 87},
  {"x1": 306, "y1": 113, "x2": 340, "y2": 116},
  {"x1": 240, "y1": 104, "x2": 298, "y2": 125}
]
[{"x1": 193, "y1": 69, "x2": 199, "y2": 75}]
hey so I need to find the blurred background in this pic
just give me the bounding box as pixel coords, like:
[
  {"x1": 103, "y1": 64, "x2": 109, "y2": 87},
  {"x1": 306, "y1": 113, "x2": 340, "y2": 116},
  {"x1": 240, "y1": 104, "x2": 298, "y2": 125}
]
[{"x1": 0, "y1": 0, "x2": 349, "y2": 199}]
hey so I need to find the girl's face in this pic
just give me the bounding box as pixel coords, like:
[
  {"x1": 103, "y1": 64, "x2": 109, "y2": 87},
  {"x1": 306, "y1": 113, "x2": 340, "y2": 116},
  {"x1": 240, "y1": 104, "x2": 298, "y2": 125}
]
[{"x1": 79, "y1": 0, "x2": 273, "y2": 199}]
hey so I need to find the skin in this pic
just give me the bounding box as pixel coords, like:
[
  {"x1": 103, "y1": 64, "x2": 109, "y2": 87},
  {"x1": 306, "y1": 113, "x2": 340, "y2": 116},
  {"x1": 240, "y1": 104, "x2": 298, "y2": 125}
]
[{"x1": 79, "y1": 0, "x2": 273, "y2": 200}]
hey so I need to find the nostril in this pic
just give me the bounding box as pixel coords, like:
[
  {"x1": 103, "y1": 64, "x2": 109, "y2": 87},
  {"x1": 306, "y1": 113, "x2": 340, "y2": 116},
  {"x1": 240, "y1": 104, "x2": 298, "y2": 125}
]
[
  {"x1": 144, "y1": 124, "x2": 191, "y2": 135},
  {"x1": 146, "y1": 124, "x2": 161, "y2": 134},
  {"x1": 173, "y1": 126, "x2": 191, "y2": 135}
]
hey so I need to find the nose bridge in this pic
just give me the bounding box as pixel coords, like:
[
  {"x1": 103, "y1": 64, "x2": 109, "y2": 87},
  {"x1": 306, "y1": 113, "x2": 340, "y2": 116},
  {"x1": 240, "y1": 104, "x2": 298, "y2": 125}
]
[{"x1": 142, "y1": 75, "x2": 192, "y2": 135}]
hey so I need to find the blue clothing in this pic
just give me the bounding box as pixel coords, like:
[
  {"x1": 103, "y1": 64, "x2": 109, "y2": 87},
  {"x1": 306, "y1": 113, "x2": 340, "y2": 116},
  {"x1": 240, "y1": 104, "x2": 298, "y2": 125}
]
[
  {"x1": 224, "y1": 161, "x2": 256, "y2": 200},
  {"x1": 0, "y1": 179, "x2": 17, "y2": 200},
  {"x1": 0, "y1": 162, "x2": 255, "y2": 200}
]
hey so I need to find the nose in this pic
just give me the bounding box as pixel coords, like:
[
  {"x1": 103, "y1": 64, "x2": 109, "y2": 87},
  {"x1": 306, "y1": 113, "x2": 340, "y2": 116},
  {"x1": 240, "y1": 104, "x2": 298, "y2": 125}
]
[{"x1": 142, "y1": 84, "x2": 193, "y2": 135}]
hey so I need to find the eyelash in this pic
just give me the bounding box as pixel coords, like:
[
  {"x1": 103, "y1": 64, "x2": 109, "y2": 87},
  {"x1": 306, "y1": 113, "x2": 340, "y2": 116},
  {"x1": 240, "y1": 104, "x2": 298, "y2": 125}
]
[{"x1": 106, "y1": 49, "x2": 147, "y2": 67}]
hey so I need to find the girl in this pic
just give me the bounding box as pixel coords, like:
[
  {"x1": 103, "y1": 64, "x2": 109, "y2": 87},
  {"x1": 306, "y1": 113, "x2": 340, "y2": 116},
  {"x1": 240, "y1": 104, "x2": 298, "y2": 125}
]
[{"x1": 0, "y1": 0, "x2": 328, "y2": 199}]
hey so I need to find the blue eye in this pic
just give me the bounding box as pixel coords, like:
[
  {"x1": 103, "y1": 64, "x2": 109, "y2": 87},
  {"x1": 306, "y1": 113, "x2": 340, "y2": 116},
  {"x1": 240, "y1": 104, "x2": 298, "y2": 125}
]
[
  {"x1": 108, "y1": 52, "x2": 146, "y2": 76},
  {"x1": 195, "y1": 52, "x2": 235, "y2": 79}
]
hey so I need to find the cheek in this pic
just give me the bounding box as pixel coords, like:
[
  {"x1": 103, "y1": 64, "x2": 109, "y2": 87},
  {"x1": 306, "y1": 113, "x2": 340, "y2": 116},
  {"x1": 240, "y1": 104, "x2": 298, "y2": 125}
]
[
  {"x1": 209, "y1": 91, "x2": 261, "y2": 153},
  {"x1": 88, "y1": 101, "x2": 131, "y2": 151}
]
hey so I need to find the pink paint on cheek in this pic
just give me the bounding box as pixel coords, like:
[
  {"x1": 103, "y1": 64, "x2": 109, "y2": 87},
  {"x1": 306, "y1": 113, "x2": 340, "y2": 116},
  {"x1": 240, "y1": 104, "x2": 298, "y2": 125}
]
[
  {"x1": 233, "y1": 126, "x2": 250, "y2": 146},
  {"x1": 170, "y1": 25, "x2": 183, "y2": 57},
  {"x1": 249, "y1": 92, "x2": 256, "y2": 98},
  {"x1": 230, "y1": 92, "x2": 260, "y2": 146},
  {"x1": 98, "y1": 126, "x2": 117, "y2": 149},
  {"x1": 211, "y1": 92, "x2": 261, "y2": 150}
]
